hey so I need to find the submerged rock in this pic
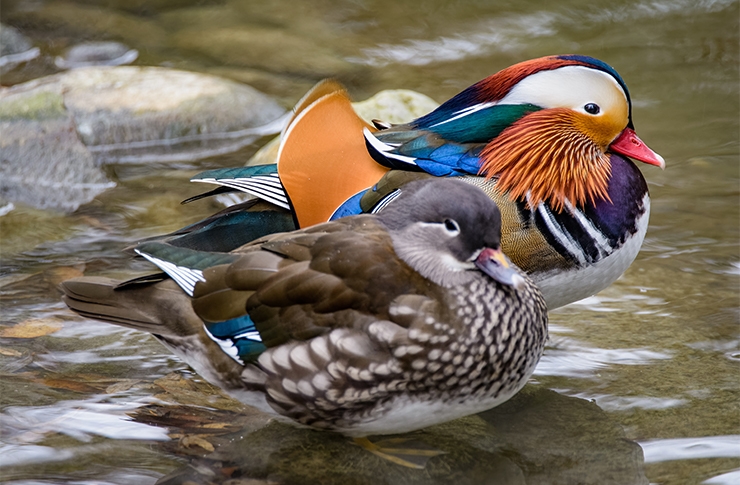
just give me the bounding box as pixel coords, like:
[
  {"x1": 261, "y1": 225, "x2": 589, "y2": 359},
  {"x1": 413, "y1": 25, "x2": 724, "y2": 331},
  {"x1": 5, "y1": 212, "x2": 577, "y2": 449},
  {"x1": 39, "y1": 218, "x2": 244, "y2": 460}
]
[
  {"x1": 55, "y1": 42, "x2": 139, "y2": 69},
  {"x1": 58, "y1": 66, "x2": 286, "y2": 163},
  {"x1": 0, "y1": 67, "x2": 286, "y2": 211},
  {"x1": 352, "y1": 89, "x2": 439, "y2": 125},
  {"x1": 0, "y1": 82, "x2": 114, "y2": 212},
  {"x1": 0, "y1": 24, "x2": 40, "y2": 74}
]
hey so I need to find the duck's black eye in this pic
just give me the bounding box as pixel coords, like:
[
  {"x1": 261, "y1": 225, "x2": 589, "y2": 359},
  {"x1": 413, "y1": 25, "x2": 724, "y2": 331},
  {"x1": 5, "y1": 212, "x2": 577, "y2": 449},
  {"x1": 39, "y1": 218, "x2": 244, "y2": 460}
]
[
  {"x1": 443, "y1": 218, "x2": 460, "y2": 235},
  {"x1": 584, "y1": 103, "x2": 600, "y2": 115}
]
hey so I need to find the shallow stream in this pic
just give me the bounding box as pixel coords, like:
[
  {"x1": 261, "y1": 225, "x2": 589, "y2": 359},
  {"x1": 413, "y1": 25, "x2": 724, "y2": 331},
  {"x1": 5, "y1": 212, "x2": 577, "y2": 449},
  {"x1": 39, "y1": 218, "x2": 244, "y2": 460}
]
[{"x1": 1, "y1": 1, "x2": 738, "y2": 484}]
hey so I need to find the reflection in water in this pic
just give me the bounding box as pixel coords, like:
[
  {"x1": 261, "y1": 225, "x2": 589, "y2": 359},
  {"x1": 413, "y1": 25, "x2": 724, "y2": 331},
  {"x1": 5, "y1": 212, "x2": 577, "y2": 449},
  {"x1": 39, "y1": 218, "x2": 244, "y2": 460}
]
[
  {"x1": 578, "y1": 394, "x2": 689, "y2": 412},
  {"x1": 703, "y1": 469, "x2": 740, "y2": 485},
  {"x1": 139, "y1": 386, "x2": 647, "y2": 485},
  {"x1": 0, "y1": 445, "x2": 74, "y2": 470},
  {"x1": 1, "y1": 399, "x2": 169, "y2": 447}
]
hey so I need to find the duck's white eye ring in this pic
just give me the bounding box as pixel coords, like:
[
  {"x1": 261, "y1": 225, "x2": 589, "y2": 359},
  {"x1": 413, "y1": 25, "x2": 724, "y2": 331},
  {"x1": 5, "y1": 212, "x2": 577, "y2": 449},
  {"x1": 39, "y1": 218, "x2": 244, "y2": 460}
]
[{"x1": 443, "y1": 218, "x2": 460, "y2": 235}]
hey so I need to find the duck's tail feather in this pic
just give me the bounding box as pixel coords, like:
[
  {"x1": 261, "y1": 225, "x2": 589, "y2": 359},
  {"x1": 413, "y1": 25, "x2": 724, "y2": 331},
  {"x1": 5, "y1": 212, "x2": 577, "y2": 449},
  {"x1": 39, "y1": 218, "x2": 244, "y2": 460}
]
[
  {"x1": 60, "y1": 276, "x2": 198, "y2": 336},
  {"x1": 60, "y1": 276, "x2": 247, "y2": 389}
]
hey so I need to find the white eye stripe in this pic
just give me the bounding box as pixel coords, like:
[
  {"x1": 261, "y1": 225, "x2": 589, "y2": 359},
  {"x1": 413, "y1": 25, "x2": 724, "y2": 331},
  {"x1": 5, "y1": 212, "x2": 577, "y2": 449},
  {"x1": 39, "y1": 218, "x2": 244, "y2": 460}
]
[
  {"x1": 443, "y1": 218, "x2": 461, "y2": 235},
  {"x1": 417, "y1": 220, "x2": 461, "y2": 236},
  {"x1": 499, "y1": 66, "x2": 627, "y2": 111}
]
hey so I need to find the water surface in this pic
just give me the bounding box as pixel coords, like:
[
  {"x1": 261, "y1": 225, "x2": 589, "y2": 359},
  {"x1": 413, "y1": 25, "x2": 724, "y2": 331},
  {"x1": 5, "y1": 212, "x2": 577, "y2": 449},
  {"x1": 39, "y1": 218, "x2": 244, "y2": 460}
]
[{"x1": 1, "y1": 0, "x2": 738, "y2": 484}]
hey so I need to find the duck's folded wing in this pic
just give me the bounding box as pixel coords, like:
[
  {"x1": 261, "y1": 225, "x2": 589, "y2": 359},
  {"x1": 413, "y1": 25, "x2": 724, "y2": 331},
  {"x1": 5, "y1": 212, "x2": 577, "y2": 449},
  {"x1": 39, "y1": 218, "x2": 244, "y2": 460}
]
[
  {"x1": 237, "y1": 220, "x2": 426, "y2": 346},
  {"x1": 128, "y1": 199, "x2": 296, "y2": 254}
]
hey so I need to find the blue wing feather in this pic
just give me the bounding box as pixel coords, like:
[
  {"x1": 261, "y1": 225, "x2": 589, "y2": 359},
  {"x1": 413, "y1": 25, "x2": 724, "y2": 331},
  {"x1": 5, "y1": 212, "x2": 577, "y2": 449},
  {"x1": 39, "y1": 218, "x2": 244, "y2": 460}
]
[
  {"x1": 329, "y1": 190, "x2": 365, "y2": 220},
  {"x1": 206, "y1": 315, "x2": 266, "y2": 364}
]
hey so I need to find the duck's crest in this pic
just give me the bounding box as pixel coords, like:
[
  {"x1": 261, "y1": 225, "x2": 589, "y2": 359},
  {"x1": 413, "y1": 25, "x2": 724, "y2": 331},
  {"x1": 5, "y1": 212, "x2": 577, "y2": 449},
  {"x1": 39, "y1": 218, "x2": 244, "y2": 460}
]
[{"x1": 412, "y1": 55, "x2": 632, "y2": 130}]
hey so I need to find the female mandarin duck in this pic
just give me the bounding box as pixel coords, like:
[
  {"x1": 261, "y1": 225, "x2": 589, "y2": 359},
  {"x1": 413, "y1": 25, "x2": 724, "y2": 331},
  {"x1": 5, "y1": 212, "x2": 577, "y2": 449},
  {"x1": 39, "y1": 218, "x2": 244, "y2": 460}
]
[
  {"x1": 62, "y1": 179, "x2": 548, "y2": 468},
  {"x1": 184, "y1": 54, "x2": 664, "y2": 310}
]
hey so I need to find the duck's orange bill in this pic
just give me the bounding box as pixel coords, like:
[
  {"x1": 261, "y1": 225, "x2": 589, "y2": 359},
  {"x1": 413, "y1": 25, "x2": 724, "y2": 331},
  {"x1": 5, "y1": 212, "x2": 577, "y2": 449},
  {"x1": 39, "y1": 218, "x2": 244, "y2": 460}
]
[
  {"x1": 278, "y1": 89, "x2": 389, "y2": 228},
  {"x1": 610, "y1": 128, "x2": 665, "y2": 169}
]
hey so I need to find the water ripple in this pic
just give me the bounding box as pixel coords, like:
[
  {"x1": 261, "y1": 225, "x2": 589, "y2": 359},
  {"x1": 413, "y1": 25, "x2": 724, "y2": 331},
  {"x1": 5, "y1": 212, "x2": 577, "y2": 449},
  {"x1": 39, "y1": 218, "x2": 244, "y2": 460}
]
[
  {"x1": 576, "y1": 394, "x2": 689, "y2": 411},
  {"x1": 536, "y1": 340, "x2": 673, "y2": 378},
  {"x1": 703, "y1": 469, "x2": 740, "y2": 485},
  {"x1": 0, "y1": 444, "x2": 74, "y2": 468},
  {"x1": 1, "y1": 398, "x2": 170, "y2": 447},
  {"x1": 349, "y1": 11, "x2": 558, "y2": 66},
  {"x1": 350, "y1": 0, "x2": 737, "y2": 66},
  {"x1": 639, "y1": 435, "x2": 740, "y2": 463}
]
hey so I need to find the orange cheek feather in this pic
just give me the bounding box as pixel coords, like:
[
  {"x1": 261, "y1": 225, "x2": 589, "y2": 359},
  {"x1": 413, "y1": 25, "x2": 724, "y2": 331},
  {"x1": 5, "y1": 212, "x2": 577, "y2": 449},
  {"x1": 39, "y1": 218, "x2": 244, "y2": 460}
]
[{"x1": 480, "y1": 109, "x2": 612, "y2": 212}]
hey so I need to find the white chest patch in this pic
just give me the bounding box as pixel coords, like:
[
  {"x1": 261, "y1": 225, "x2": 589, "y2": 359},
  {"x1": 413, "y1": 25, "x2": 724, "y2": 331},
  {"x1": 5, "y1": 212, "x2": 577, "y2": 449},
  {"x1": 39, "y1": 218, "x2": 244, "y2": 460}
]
[{"x1": 535, "y1": 194, "x2": 651, "y2": 309}]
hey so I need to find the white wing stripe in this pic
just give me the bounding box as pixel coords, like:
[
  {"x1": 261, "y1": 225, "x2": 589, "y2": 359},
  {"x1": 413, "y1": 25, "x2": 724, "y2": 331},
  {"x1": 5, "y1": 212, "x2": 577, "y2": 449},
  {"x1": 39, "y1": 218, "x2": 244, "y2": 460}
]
[
  {"x1": 196, "y1": 176, "x2": 285, "y2": 195},
  {"x1": 430, "y1": 101, "x2": 496, "y2": 128},
  {"x1": 203, "y1": 326, "x2": 244, "y2": 365},
  {"x1": 194, "y1": 176, "x2": 290, "y2": 209},
  {"x1": 371, "y1": 190, "x2": 402, "y2": 214},
  {"x1": 363, "y1": 128, "x2": 418, "y2": 166},
  {"x1": 235, "y1": 180, "x2": 287, "y2": 197},
  {"x1": 234, "y1": 331, "x2": 263, "y2": 342},
  {"x1": 135, "y1": 250, "x2": 205, "y2": 297},
  {"x1": 222, "y1": 181, "x2": 285, "y2": 199},
  {"x1": 194, "y1": 173, "x2": 283, "y2": 190},
  {"x1": 234, "y1": 187, "x2": 290, "y2": 209}
]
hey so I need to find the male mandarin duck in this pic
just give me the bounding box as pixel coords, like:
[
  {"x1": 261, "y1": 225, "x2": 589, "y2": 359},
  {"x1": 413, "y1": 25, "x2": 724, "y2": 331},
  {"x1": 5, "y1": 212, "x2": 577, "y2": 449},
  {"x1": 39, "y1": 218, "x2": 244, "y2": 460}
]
[
  {"x1": 181, "y1": 54, "x2": 664, "y2": 310},
  {"x1": 61, "y1": 179, "x2": 548, "y2": 468}
]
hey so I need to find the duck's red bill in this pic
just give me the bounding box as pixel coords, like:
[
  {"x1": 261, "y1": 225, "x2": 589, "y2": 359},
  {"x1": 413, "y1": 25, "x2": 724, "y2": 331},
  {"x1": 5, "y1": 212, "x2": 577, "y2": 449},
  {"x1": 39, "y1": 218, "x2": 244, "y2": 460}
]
[{"x1": 610, "y1": 128, "x2": 665, "y2": 169}]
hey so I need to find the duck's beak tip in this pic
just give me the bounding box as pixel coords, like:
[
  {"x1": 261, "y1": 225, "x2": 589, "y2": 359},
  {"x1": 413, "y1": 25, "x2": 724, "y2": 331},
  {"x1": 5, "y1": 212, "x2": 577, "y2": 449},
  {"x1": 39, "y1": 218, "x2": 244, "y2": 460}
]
[
  {"x1": 610, "y1": 128, "x2": 665, "y2": 170},
  {"x1": 654, "y1": 152, "x2": 666, "y2": 170}
]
